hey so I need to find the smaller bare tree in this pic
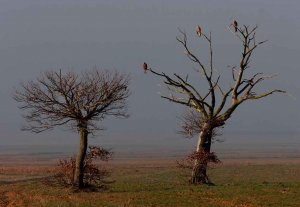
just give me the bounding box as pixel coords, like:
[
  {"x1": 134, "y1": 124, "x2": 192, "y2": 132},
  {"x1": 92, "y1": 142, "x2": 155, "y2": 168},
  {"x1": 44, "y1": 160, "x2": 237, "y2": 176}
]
[
  {"x1": 144, "y1": 22, "x2": 285, "y2": 184},
  {"x1": 14, "y1": 69, "x2": 130, "y2": 189}
]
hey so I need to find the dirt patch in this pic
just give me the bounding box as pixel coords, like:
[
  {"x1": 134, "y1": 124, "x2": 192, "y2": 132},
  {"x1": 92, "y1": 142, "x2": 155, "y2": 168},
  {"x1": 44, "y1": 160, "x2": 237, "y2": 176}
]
[
  {"x1": 221, "y1": 158, "x2": 300, "y2": 165},
  {"x1": 0, "y1": 192, "x2": 9, "y2": 207},
  {"x1": 109, "y1": 157, "x2": 300, "y2": 167}
]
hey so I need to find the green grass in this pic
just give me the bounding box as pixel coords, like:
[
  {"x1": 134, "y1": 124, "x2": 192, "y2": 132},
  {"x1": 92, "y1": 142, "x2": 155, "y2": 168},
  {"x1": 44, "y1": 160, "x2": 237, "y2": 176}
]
[{"x1": 1, "y1": 162, "x2": 300, "y2": 207}]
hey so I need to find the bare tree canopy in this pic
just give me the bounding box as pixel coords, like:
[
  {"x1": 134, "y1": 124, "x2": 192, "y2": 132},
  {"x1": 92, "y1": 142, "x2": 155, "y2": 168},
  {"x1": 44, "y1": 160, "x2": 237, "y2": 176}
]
[
  {"x1": 145, "y1": 21, "x2": 285, "y2": 184},
  {"x1": 14, "y1": 69, "x2": 130, "y2": 189},
  {"x1": 14, "y1": 70, "x2": 130, "y2": 133}
]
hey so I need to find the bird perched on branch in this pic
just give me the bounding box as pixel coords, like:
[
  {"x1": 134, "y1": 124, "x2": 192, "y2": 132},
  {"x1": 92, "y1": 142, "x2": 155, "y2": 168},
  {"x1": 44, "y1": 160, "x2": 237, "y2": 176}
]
[
  {"x1": 233, "y1": 20, "x2": 238, "y2": 32},
  {"x1": 143, "y1": 62, "x2": 148, "y2": 74},
  {"x1": 195, "y1": 25, "x2": 202, "y2": 37}
]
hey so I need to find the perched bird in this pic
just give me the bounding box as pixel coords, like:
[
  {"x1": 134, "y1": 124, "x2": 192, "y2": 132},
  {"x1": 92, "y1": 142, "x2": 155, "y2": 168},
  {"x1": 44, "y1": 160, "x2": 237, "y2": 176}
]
[
  {"x1": 195, "y1": 25, "x2": 202, "y2": 37},
  {"x1": 143, "y1": 62, "x2": 148, "y2": 74},
  {"x1": 233, "y1": 20, "x2": 238, "y2": 32}
]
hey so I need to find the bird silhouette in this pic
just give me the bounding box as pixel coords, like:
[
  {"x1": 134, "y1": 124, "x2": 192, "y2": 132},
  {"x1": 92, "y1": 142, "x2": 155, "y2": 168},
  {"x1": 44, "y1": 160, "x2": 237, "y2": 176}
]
[
  {"x1": 233, "y1": 20, "x2": 238, "y2": 32},
  {"x1": 143, "y1": 62, "x2": 148, "y2": 74},
  {"x1": 195, "y1": 25, "x2": 202, "y2": 37}
]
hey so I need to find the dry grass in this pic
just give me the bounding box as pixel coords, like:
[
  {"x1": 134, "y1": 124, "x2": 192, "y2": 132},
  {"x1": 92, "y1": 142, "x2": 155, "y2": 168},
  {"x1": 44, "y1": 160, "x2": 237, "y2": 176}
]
[{"x1": 0, "y1": 159, "x2": 300, "y2": 206}]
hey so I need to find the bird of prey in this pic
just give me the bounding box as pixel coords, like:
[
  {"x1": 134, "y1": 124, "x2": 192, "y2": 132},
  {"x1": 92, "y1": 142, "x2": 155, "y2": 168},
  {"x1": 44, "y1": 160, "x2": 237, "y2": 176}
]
[
  {"x1": 233, "y1": 20, "x2": 238, "y2": 32},
  {"x1": 195, "y1": 25, "x2": 202, "y2": 37},
  {"x1": 143, "y1": 62, "x2": 148, "y2": 74}
]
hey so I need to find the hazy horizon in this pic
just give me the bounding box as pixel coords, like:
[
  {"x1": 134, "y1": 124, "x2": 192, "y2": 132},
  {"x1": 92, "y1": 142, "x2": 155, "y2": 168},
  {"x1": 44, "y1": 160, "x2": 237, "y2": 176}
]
[{"x1": 0, "y1": 0, "x2": 299, "y2": 157}]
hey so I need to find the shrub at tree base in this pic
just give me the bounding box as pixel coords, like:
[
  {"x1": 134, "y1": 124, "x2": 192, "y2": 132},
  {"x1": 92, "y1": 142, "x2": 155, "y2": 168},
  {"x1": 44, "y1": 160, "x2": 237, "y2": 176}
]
[
  {"x1": 54, "y1": 146, "x2": 112, "y2": 188},
  {"x1": 178, "y1": 151, "x2": 220, "y2": 169},
  {"x1": 177, "y1": 151, "x2": 220, "y2": 184}
]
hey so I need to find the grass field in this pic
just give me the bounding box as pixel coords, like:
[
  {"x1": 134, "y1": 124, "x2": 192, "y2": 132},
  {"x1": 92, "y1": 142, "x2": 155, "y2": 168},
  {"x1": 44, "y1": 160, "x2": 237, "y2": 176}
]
[{"x1": 1, "y1": 159, "x2": 300, "y2": 207}]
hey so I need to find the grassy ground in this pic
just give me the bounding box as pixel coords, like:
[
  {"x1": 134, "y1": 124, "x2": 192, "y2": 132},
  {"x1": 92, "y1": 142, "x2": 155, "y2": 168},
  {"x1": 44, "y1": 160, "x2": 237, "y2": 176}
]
[{"x1": 0, "y1": 160, "x2": 300, "y2": 207}]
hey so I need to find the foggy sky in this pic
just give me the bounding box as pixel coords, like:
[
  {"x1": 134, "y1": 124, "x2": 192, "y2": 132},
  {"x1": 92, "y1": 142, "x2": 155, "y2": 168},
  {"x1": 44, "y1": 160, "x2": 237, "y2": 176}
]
[{"x1": 0, "y1": 0, "x2": 299, "y2": 155}]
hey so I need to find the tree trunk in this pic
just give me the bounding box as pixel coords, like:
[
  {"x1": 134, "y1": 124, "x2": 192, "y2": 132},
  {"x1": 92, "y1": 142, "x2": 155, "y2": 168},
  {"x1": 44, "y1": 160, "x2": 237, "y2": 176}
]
[
  {"x1": 73, "y1": 127, "x2": 88, "y2": 188},
  {"x1": 191, "y1": 123, "x2": 213, "y2": 184}
]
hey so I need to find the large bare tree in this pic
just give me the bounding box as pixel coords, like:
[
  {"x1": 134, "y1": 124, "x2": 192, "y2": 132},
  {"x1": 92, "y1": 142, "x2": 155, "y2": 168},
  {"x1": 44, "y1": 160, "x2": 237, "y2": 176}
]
[
  {"x1": 145, "y1": 22, "x2": 285, "y2": 184},
  {"x1": 14, "y1": 69, "x2": 130, "y2": 188}
]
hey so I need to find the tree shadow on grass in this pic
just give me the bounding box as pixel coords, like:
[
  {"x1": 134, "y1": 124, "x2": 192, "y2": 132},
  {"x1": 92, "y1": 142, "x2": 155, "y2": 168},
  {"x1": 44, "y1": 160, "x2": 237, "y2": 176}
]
[{"x1": 41, "y1": 175, "x2": 115, "y2": 193}]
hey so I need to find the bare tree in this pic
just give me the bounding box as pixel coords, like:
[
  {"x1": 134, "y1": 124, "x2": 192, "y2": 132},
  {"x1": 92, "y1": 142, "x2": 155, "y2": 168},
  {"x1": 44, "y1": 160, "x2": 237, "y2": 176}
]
[
  {"x1": 144, "y1": 22, "x2": 285, "y2": 184},
  {"x1": 14, "y1": 69, "x2": 130, "y2": 189}
]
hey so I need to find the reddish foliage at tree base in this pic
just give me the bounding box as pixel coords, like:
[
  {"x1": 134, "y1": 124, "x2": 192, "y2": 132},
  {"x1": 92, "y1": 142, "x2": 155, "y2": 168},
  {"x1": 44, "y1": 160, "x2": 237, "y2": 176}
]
[
  {"x1": 177, "y1": 150, "x2": 220, "y2": 169},
  {"x1": 54, "y1": 146, "x2": 112, "y2": 188}
]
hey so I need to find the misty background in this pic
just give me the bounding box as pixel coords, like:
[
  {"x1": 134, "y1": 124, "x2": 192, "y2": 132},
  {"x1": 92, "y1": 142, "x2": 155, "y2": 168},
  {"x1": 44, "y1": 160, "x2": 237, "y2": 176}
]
[{"x1": 0, "y1": 0, "x2": 299, "y2": 159}]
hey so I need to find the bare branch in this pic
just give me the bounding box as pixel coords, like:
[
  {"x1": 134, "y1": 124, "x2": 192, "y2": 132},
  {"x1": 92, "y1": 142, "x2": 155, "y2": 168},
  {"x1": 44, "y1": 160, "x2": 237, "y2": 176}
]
[
  {"x1": 179, "y1": 109, "x2": 203, "y2": 138},
  {"x1": 244, "y1": 89, "x2": 286, "y2": 100}
]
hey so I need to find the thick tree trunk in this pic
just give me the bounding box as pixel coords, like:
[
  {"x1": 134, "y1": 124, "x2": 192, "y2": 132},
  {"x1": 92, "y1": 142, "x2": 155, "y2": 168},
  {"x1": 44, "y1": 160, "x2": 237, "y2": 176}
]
[
  {"x1": 191, "y1": 123, "x2": 213, "y2": 184},
  {"x1": 73, "y1": 127, "x2": 88, "y2": 188}
]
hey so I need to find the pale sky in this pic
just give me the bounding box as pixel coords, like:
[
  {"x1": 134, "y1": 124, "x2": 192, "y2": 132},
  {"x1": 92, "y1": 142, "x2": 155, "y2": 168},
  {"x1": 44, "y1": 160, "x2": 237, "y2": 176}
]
[{"x1": 0, "y1": 0, "x2": 299, "y2": 156}]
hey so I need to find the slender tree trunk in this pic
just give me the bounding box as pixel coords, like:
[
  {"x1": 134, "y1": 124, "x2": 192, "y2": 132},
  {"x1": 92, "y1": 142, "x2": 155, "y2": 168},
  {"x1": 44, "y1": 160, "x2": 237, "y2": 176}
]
[
  {"x1": 191, "y1": 123, "x2": 213, "y2": 184},
  {"x1": 73, "y1": 127, "x2": 88, "y2": 188}
]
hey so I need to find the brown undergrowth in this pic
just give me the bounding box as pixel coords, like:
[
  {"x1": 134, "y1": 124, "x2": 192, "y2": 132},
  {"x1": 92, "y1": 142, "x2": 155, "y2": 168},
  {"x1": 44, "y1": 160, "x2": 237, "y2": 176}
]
[{"x1": 47, "y1": 146, "x2": 112, "y2": 190}]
